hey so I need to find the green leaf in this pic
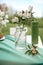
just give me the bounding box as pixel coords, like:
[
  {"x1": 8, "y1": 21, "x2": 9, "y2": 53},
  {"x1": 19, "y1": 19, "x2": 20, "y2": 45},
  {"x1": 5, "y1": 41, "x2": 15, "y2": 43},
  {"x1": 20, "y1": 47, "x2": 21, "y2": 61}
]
[
  {"x1": 28, "y1": 45, "x2": 30, "y2": 48},
  {"x1": 25, "y1": 50, "x2": 30, "y2": 54}
]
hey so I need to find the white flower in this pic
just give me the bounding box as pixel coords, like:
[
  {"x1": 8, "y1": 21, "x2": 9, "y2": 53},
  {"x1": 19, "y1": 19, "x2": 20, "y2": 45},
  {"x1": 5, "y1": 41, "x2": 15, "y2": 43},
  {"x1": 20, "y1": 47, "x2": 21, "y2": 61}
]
[
  {"x1": 0, "y1": 11, "x2": 5, "y2": 17},
  {"x1": 1, "y1": 20, "x2": 6, "y2": 27},
  {"x1": 5, "y1": 14, "x2": 8, "y2": 19},
  {"x1": 12, "y1": 19, "x2": 15, "y2": 23},
  {"x1": 4, "y1": 19, "x2": 9, "y2": 23},
  {"x1": 1, "y1": 19, "x2": 9, "y2": 27},
  {"x1": 12, "y1": 17, "x2": 19, "y2": 23},
  {"x1": 26, "y1": 13, "x2": 31, "y2": 18},
  {"x1": 17, "y1": 11, "x2": 22, "y2": 17},
  {"x1": 28, "y1": 5, "x2": 33, "y2": 12},
  {"x1": 14, "y1": 17, "x2": 19, "y2": 22},
  {"x1": 22, "y1": 14, "x2": 26, "y2": 19}
]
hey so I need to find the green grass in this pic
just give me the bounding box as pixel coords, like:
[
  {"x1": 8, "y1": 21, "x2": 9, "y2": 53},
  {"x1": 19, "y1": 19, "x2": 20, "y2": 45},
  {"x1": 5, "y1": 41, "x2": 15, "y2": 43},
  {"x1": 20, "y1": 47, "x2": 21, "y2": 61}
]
[
  {"x1": 38, "y1": 18, "x2": 43, "y2": 27},
  {"x1": 39, "y1": 28, "x2": 43, "y2": 43},
  {"x1": 2, "y1": 23, "x2": 17, "y2": 35},
  {"x1": 1, "y1": 23, "x2": 43, "y2": 44}
]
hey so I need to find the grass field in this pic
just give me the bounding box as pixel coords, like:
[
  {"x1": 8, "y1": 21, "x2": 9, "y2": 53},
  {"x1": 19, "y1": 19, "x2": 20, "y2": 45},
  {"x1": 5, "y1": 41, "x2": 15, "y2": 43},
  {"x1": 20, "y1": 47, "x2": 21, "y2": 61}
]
[{"x1": 1, "y1": 23, "x2": 43, "y2": 44}]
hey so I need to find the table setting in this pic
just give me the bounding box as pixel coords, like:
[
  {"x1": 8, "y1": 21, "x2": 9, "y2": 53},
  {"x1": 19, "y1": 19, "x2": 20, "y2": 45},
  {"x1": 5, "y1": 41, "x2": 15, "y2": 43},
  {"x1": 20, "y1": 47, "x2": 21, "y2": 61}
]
[
  {"x1": 0, "y1": 35, "x2": 43, "y2": 65},
  {"x1": 0, "y1": 21, "x2": 43, "y2": 65}
]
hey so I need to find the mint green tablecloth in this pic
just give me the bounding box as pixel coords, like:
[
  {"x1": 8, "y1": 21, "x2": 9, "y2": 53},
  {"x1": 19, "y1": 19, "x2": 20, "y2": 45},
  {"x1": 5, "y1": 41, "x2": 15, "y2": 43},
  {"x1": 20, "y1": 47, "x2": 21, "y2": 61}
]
[{"x1": 0, "y1": 35, "x2": 43, "y2": 65}]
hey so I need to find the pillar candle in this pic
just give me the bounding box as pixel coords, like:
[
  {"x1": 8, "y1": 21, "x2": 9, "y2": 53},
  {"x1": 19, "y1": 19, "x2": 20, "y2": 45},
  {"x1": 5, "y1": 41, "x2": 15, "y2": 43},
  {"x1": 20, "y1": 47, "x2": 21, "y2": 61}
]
[{"x1": 31, "y1": 21, "x2": 39, "y2": 46}]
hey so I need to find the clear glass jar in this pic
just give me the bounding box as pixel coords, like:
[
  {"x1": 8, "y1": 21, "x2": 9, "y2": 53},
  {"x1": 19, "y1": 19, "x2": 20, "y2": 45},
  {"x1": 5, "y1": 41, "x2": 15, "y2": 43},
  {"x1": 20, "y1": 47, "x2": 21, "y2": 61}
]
[{"x1": 15, "y1": 26, "x2": 27, "y2": 52}]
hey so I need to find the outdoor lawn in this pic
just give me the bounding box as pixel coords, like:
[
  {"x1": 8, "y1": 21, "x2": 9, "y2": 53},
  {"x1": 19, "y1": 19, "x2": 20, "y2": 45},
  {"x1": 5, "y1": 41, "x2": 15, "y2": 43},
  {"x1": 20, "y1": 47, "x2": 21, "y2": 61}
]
[{"x1": 2, "y1": 22, "x2": 43, "y2": 44}]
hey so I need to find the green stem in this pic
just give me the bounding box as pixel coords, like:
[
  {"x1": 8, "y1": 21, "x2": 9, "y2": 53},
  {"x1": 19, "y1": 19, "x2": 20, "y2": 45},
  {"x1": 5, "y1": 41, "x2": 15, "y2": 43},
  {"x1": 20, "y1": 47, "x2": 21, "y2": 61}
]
[{"x1": 15, "y1": 24, "x2": 24, "y2": 46}]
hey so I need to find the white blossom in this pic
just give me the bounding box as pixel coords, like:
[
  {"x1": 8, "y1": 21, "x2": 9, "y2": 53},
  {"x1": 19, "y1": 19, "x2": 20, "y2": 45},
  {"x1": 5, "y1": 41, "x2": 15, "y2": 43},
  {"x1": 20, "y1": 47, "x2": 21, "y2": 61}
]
[
  {"x1": 5, "y1": 14, "x2": 8, "y2": 19},
  {"x1": 1, "y1": 20, "x2": 6, "y2": 27},
  {"x1": 17, "y1": 11, "x2": 22, "y2": 17},
  {"x1": 22, "y1": 14, "x2": 26, "y2": 19},
  {"x1": 14, "y1": 17, "x2": 19, "y2": 22},
  {"x1": 12, "y1": 19, "x2": 15, "y2": 23},
  {"x1": 26, "y1": 13, "x2": 31, "y2": 18},
  {"x1": 0, "y1": 10, "x2": 5, "y2": 17},
  {"x1": 28, "y1": 5, "x2": 33, "y2": 12},
  {"x1": 12, "y1": 17, "x2": 19, "y2": 23},
  {"x1": 0, "y1": 10, "x2": 9, "y2": 27},
  {"x1": 5, "y1": 19, "x2": 9, "y2": 23}
]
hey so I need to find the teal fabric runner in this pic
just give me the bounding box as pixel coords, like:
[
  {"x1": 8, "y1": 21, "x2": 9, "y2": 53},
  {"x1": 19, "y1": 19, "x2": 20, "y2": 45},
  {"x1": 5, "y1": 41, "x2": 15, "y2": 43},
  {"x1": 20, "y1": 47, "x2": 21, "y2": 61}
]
[{"x1": 0, "y1": 35, "x2": 43, "y2": 65}]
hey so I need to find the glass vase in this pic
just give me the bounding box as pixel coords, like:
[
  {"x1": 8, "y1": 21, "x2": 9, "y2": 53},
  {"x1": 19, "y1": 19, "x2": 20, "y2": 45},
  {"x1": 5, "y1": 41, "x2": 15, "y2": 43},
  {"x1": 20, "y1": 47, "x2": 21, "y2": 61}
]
[{"x1": 15, "y1": 26, "x2": 27, "y2": 52}]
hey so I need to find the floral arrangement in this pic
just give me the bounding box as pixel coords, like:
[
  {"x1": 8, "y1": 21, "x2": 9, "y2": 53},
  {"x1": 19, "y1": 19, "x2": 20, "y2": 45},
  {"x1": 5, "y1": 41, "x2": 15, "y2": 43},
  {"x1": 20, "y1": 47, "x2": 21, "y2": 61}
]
[{"x1": 25, "y1": 45, "x2": 39, "y2": 56}]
